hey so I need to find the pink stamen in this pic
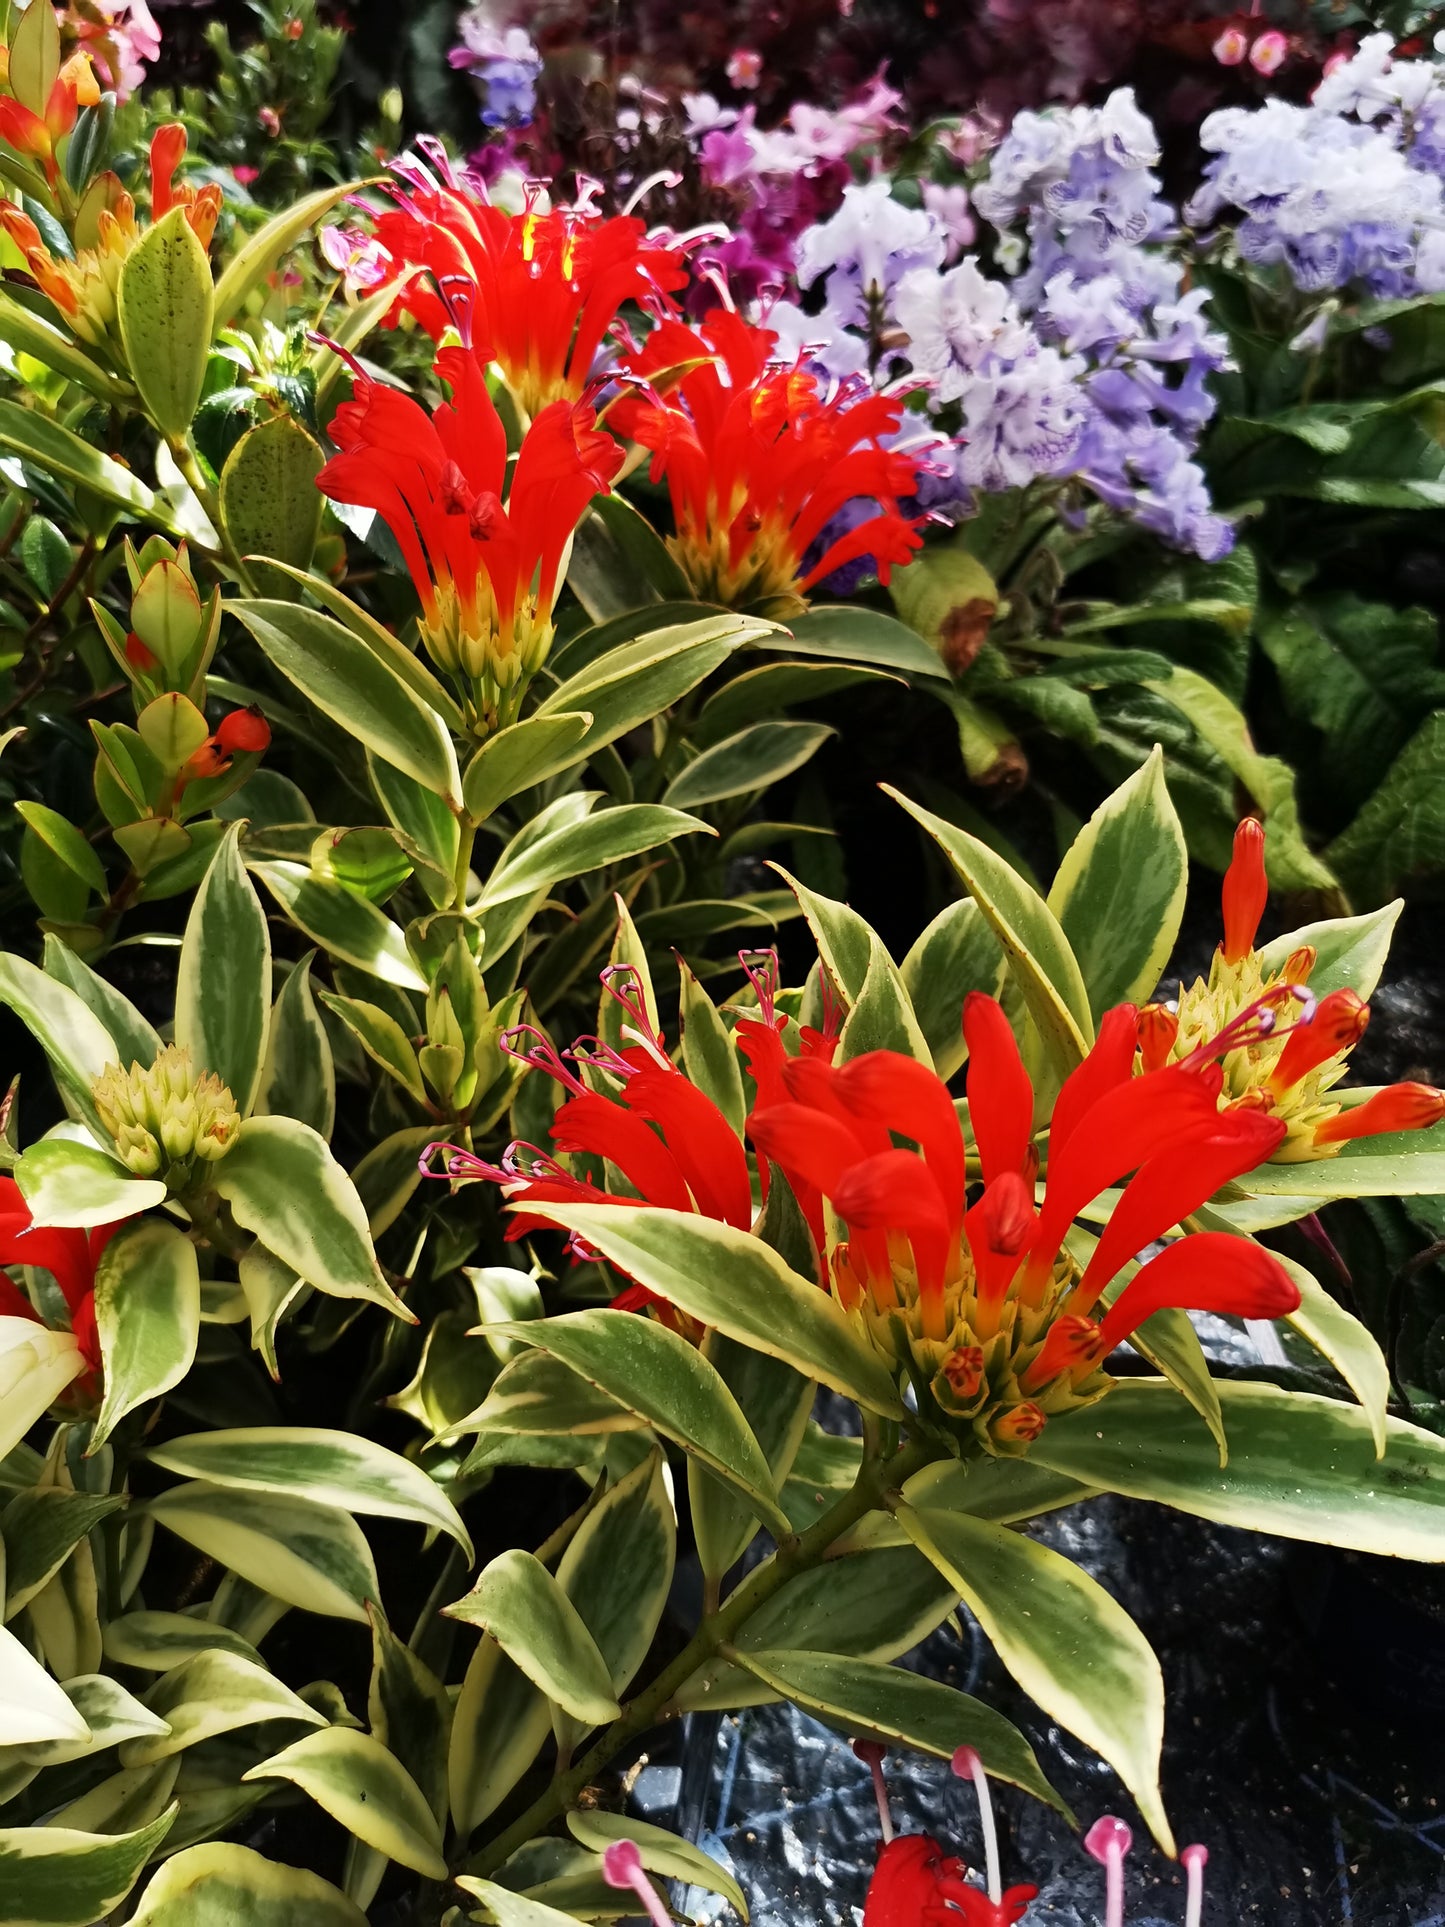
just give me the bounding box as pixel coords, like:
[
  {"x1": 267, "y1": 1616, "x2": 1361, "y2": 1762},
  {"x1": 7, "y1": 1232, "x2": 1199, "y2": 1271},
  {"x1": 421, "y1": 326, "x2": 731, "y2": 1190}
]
[
  {"x1": 417, "y1": 1141, "x2": 510, "y2": 1183},
  {"x1": 307, "y1": 331, "x2": 371, "y2": 384},
  {"x1": 600, "y1": 966, "x2": 673, "y2": 1070},
  {"x1": 571, "y1": 174, "x2": 605, "y2": 216},
  {"x1": 1184, "y1": 984, "x2": 1315, "y2": 1067},
  {"x1": 601, "y1": 1841, "x2": 672, "y2": 1927},
  {"x1": 622, "y1": 168, "x2": 683, "y2": 215},
  {"x1": 738, "y1": 948, "x2": 781, "y2": 1025},
  {"x1": 412, "y1": 133, "x2": 459, "y2": 189},
  {"x1": 1181, "y1": 1844, "x2": 1208, "y2": 1927},
  {"x1": 567, "y1": 1034, "x2": 638, "y2": 1083},
  {"x1": 852, "y1": 1739, "x2": 893, "y2": 1843},
  {"x1": 818, "y1": 967, "x2": 843, "y2": 1040},
  {"x1": 952, "y1": 1746, "x2": 1000, "y2": 1903},
  {"x1": 1085, "y1": 1816, "x2": 1132, "y2": 1927},
  {"x1": 500, "y1": 1025, "x2": 589, "y2": 1097},
  {"x1": 435, "y1": 273, "x2": 477, "y2": 349}
]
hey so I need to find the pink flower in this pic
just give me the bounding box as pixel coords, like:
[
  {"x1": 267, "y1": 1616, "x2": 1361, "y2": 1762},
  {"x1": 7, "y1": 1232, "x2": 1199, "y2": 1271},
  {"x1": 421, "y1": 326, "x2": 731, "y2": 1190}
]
[
  {"x1": 319, "y1": 223, "x2": 393, "y2": 292},
  {"x1": 1250, "y1": 29, "x2": 1289, "y2": 74},
  {"x1": 1212, "y1": 26, "x2": 1249, "y2": 66},
  {"x1": 923, "y1": 181, "x2": 976, "y2": 262},
  {"x1": 233, "y1": 164, "x2": 260, "y2": 186},
  {"x1": 727, "y1": 48, "x2": 763, "y2": 89}
]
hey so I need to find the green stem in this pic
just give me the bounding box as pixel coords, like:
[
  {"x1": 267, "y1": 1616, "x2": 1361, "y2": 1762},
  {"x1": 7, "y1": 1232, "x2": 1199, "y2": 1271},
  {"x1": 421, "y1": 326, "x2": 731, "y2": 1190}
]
[
  {"x1": 466, "y1": 1431, "x2": 937, "y2": 1876},
  {"x1": 169, "y1": 440, "x2": 255, "y2": 590},
  {"x1": 451, "y1": 814, "x2": 478, "y2": 913},
  {"x1": 179, "y1": 1185, "x2": 249, "y2": 1263}
]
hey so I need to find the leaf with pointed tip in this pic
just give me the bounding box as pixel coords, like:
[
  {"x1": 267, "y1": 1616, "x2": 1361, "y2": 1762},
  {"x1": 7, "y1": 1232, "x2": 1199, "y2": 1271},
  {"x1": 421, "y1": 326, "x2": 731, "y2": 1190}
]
[{"x1": 244, "y1": 1726, "x2": 447, "y2": 1878}]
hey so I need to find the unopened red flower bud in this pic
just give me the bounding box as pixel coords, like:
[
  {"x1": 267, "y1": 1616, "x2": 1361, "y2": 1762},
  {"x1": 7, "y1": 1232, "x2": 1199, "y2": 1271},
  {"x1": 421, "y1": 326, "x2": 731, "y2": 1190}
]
[
  {"x1": 1267, "y1": 989, "x2": 1369, "y2": 1096},
  {"x1": 1137, "y1": 1002, "x2": 1180, "y2": 1072},
  {"x1": 1315, "y1": 1081, "x2": 1445, "y2": 1146},
  {"x1": 181, "y1": 738, "x2": 231, "y2": 785},
  {"x1": 216, "y1": 705, "x2": 271, "y2": 755},
  {"x1": 285, "y1": 15, "x2": 303, "y2": 36},
  {"x1": 258, "y1": 105, "x2": 281, "y2": 136},
  {"x1": 125, "y1": 632, "x2": 158, "y2": 672},
  {"x1": 1221, "y1": 818, "x2": 1268, "y2": 963}
]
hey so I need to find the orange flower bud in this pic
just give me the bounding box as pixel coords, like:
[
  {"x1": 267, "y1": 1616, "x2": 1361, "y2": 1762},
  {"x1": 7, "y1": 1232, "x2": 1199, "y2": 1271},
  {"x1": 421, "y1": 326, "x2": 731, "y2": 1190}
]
[
  {"x1": 1220, "y1": 817, "x2": 1268, "y2": 962},
  {"x1": 180, "y1": 738, "x2": 230, "y2": 785},
  {"x1": 1267, "y1": 990, "x2": 1369, "y2": 1097},
  {"x1": 1022, "y1": 1313, "x2": 1101, "y2": 1392},
  {"x1": 990, "y1": 1401, "x2": 1047, "y2": 1447},
  {"x1": 1314, "y1": 1082, "x2": 1445, "y2": 1147},
  {"x1": 1137, "y1": 1003, "x2": 1180, "y2": 1072},
  {"x1": 941, "y1": 1345, "x2": 984, "y2": 1399},
  {"x1": 215, "y1": 705, "x2": 271, "y2": 755},
  {"x1": 1280, "y1": 945, "x2": 1317, "y2": 985}
]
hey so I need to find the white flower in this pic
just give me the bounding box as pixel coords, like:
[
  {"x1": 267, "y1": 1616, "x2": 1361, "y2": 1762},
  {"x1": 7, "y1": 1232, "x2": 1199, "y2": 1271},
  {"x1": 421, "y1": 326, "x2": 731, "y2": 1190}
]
[{"x1": 894, "y1": 258, "x2": 1033, "y2": 401}]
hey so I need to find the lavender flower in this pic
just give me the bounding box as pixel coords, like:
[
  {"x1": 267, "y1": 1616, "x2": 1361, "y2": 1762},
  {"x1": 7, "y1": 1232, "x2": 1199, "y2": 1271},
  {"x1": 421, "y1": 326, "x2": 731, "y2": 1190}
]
[
  {"x1": 796, "y1": 180, "x2": 946, "y2": 328},
  {"x1": 449, "y1": 16, "x2": 542, "y2": 128}
]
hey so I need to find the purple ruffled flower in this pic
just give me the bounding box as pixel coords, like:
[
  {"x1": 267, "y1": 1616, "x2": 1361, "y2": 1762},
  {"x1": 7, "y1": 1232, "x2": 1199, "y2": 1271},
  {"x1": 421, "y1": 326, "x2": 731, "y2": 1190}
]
[{"x1": 449, "y1": 18, "x2": 542, "y2": 128}]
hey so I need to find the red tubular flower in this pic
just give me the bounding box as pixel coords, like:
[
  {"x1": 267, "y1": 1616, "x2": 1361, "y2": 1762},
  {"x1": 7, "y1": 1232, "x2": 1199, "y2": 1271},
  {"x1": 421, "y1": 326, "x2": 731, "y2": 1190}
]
[
  {"x1": 1314, "y1": 1082, "x2": 1445, "y2": 1146},
  {"x1": 864, "y1": 1836, "x2": 1036, "y2": 1926},
  {"x1": 751, "y1": 995, "x2": 1297, "y2": 1453},
  {"x1": 1220, "y1": 817, "x2": 1268, "y2": 963},
  {"x1": 608, "y1": 309, "x2": 929, "y2": 609},
  {"x1": 0, "y1": 56, "x2": 93, "y2": 184},
  {"x1": 0, "y1": 1177, "x2": 127, "y2": 1381},
  {"x1": 317, "y1": 345, "x2": 622, "y2": 727},
  {"x1": 372, "y1": 171, "x2": 689, "y2": 416}
]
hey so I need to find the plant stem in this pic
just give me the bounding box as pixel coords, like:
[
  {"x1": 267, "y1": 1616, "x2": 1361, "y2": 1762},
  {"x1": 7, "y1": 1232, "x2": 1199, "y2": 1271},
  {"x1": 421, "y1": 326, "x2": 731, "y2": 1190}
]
[
  {"x1": 179, "y1": 1185, "x2": 249, "y2": 1262},
  {"x1": 452, "y1": 814, "x2": 478, "y2": 913},
  {"x1": 466, "y1": 1431, "x2": 937, "y2": 1876}
]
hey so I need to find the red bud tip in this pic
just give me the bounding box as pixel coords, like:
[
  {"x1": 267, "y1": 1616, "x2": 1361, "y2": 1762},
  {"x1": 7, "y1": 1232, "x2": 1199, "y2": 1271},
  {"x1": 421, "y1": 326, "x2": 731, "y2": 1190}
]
[
  {"x1": 1022, "y1": 1314, "x2": 1102, "y2": 1391},
  {"x1": 1315, "y1": 1081, "x2": 1445, "y2": 1146},
  {"x1": 1220, "y1": 817, "x2": 1268, "y2": 962},
  {"x1": 216, "y1": 705, "x2": 271, "y2": 755},
  {"x1": 1137, "y1": 1003, "x2": 1180, "y2": 1072},
  {"x1": 1266, "y1": 989, "x2": 1369, "y2": 1095},
  {"x1": 978, "y1": 1169, "x2": 1034, "y2": 1255},
  {"x1": 181, "y1": 740, "x2": 231, "y2": 784},
  {"x1": 124, "y1": 632, "x2": 158, "y2": 672},
  {"x1": 941, "y1": 1345, "x2": 985, "y2": 1398},
  {"x1": 989, "y1": 1401, "x2": 1046, "y2": 1446}
]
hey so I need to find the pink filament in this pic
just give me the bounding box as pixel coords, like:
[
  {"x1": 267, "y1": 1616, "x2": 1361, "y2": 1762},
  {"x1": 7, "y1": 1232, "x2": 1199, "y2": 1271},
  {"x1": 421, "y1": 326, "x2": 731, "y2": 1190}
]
[
  {"x1": 853, "y1": 1739, "x2": 894, "y2": 1843},
  {"x1": 1181, "y1": 1844, "x2": 1209, "y2": 1927},
  {"x1": 1085, "y1": 1816, "x2": 1132, "y2": 1927},
  {"x1": 601, "y1": 1841, "x2": 672, "y2": 1927},
  {"x1": 952, "y1": 1746, "x2": 1000, "y2": 1903}
]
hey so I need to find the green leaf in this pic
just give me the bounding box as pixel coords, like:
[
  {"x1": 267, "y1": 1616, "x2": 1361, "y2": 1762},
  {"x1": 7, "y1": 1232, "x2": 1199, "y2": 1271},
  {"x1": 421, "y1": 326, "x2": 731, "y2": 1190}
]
[
  {"x1": 553, "y1": 1448, "x2": 676, "y2": 1752},
  {"x1": 690, "y1": 1335, "x2": 814, "y2": 1585},
  {"x1": 460, "y1": 1349, "x2": 646, "y2": 1449},
  {"x1": 1, "y1": 1489, "x2": 126, "y2": 1619},
  {"x1": 0, "y1": 1808, "x2": 176, "y2": 1927},
  {"x1": 92, "y1": 1219, "x2": 201, "y2": 1451},
  {"x1": 117, "y1": 207, "x2": 214, "y2": 439},
  {"x1": 13, "y1": 1139, "x2": 165, "y2": 1227},
  {"x1": 696, "y1": 660, "x2": 901, "y2": 745},
  {"x1": 776, "y1": 606, "x2": 950, "y2": 678},
  {"x1": 446, "y1": 1549, "x2": 620, "y2": 1724},
  {"x1": 102, "y1": 1611, "x2": 262, "y2": 1673},
  {"x1": 1255, "y1": 901, "x2": 1402, "y2": 1004},
  {"x1": 211, "y1": 1114, "x2": 411, "y2": 1319},
  {"x1": 901, "y1": 1455, "x2": 1097, "y2": 1527},
  {"x1": 40, "y1": 935, "x2": 161, "y2": 1070},
  {"x1": 146, "y1": 1426, "x2": 470, "y2": 1558},
  {"x1": 462, "y1": 711, "x2": 592, "y2": 822},
  {"x1": 770, "y1": 866, "x2": 877, "y2": 1001},
  {"x1": 732, "y1": 1649, "x2": 1066, "y2": 1813},
  {"x1": 367, "y1": 1606, "x2": 450, "y2": 1828},
  {"x1": 1046, "y1": 747, "x2": 1187, "y2": 1021},
  {"x1": 14, "y1": 803, "x2": 106, "y2": 895},
  {"x1": 534, "y1": 614, "x2": 767, "y2": 757},
  {"x1": 317, "y1": 989, "x2": 426, "y2": 1106},
  {"x1": 448, "y1": 1634, "x2": 552, "y2": 1835},
  {"x1": 900, "y1": 900, "x2": 1003, "y2": 1079},
  {"x1": 663, "y1": 720, "x2": 834, "y2": 810},
  {"x1": 146, "y1": 1483, "x2": 380, "y2": 1622},
  {"x1": 839, "y1": 933, "x2": 932, "y2": 1062},
  {"x1": 678, "y1": 959, "x2": 745, "y2": 1135},
  {"x1": 479, "y1": 803, "x2": 713, "y2": 908},
  {"x1": 212, "y1": 181, "x2": 360, "y2": 330},
  {"x1": 1324, "y1": 710, "x2": 1445, "y2": 904},
  {"x1": 0, "y1": 397, "x2": 170, "y2": 524},
  {"x1": 490, "y1": 1308, "x2": 791, "y2": 1535},
  {"x1": 566, "y1": 492, "x2": 692, "y2": 620},
  {"x1": 250, "y1": 861, "x2": 425, "y2": 990},
  {"x1": 221, "y1": 415, "x2": 326, "y2": 583},
  {"x1": 243, "y1": 1727, "x2": 447, "y2": 1878},
  {"x1": 254, "y1": 952, "x2": 335, "y2": 1136},
  {"x1": 455, "y1": 1879, "x2": 581, "y2": 1927},
  {"x1": 175, "y1": 822, "x2": 271, "y2": 1116},
  {"x1": 1278, "y1": 1252, "x2": 1390, "y2": 1458},
  {"x1": 128, "y1": 1842, "x2": 367, "y2": 1926},
  {"x1": 1146, "y1": 667, "x2": 1338, "y2": 897},
  {"x1": 0, "y1": 291, "x2": 133, "y2": 402},
  {"x1": 885, "y1": 785, "x2": 1093, "y2": 1086},
  {"x1": 232, "y1": 601, "x2": 460, "y2": 800},
  {"x1": 899, "y1": 1503, "x2": 1170, "y2": 1849},
  {"x1": 12, "y1": 1673, "x2": 169, "y2": 1765},
  {"x1": 1030, "y1": 1378, "x2": 1445, "y2": 1558},
  {"x1": 534, "y1": 1204, "x2": 906, "y2": 1420},
  {"x1": 7, "y1": 0, "x2": 60, "y2": 117},
  {"x1": 566, "y1": 1811, "x2": 749, "y2": 1922},
  {"x1": 47, "y1": 1759, "x2": 181, "y2": 1836},
  {"x1": 0, "y1": 952, "x2": 118, "y2": 1136}
]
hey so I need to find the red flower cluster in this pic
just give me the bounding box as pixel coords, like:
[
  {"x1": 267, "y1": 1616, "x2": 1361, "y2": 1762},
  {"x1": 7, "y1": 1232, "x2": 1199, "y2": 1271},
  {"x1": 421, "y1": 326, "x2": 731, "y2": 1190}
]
[
  {"x1": 0, "y1": 1177, "x2": 125, "y2": 1387},
  {"x1": 373, "y1": 167, "x2": 689, "y2": 416},
  {"x1": 609, "y1": 309, "x2": 929, "y2": 609},
  {"x1": 865, "y1": 1835, "x2": 1035, "y2": 1926},
  {"x1": 0, "y1": 45, "x2": 98, "y2": 186},
  {"x1": 749, "y1": 990, "x2": 1297, "y2": 1452},
  {"x1": 316, "y1": 344, "x2": 622, "y2": 727},
  {"x1": 1139, "y1": 819, "x2": 1445, "y2": 1160}
]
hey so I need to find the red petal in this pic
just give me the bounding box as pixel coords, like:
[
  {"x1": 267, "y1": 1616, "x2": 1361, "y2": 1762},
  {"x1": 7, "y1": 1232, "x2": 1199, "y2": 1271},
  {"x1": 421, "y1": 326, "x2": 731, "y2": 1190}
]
[
  {"x1": 1073, "y1": 1110, "x2": 1285, "y2": 1312},
  {"x1": 1267, "y1": 990, "x2": 1369, "y2": 1095},
  {"x1": 831, "y1": 1149, "x2": 952, "y2": 1297},
  {"x1": 551, "y1": 1092, "x2": 692, "y2": 1213},
  {"x1": 1099, "y1": 1232, "x2": 1300, "y2": 1348},
  {"x1": 749, "y1": 1103, "x2": 867, "y2": 1198},
  {"x1": 624, "y1": 1065, "x2": 753, "y2": 1228},
  {"x1": 1049, "y1": 1003, "x2": 1140, "y2": 1161},
  {"x1": 835, "y1": 1051, "x2": 966, "y2": 1235},
  {"x1": 1314, "y1": 1081, "x2": 1445, "y2": 1145},
  {"x1": 962, "y1": 994, "x2": 1034, "y2": 1184}
]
